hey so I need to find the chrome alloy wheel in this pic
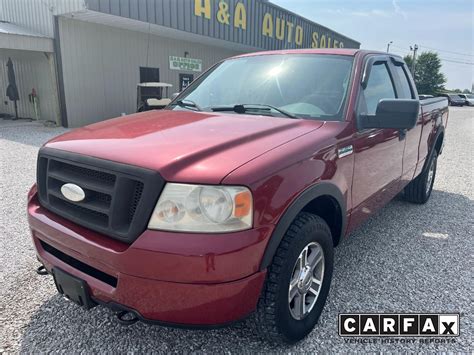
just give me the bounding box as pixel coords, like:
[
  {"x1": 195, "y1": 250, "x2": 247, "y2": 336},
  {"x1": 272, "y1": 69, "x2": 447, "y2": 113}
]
[
  {"x1": 426, "y1": 156, "x2": 436, "y2": 195},
  {"x1": 288, "y1": 242, "x2": 325, "y2": 320}
]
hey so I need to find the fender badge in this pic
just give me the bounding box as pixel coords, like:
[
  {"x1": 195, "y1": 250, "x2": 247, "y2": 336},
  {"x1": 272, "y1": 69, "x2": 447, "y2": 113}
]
[{"x1": 338, "y1": 145, "x2": 353, "y2": 158}]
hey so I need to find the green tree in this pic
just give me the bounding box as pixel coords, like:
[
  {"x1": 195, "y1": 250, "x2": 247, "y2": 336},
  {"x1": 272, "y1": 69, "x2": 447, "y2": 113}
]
[
  {"x1": 403, "y1": 55, "x2": 413, "y2": 71},
  {"x1": 403, "y1": 52, "x2": 446, "y2": 95}
]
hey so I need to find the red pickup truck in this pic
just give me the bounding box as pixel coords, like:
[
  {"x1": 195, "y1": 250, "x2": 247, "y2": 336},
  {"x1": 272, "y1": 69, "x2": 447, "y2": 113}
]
[{"x1": 28, "y1": 49, "x2": 448, "y2": 343}]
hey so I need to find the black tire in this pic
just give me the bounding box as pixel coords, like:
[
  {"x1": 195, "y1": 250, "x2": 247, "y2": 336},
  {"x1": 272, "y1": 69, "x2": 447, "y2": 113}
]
[
  {"x1": 252, "y1": 212, "x2": 334, "y2": 343},
  {"x1": 404, "y1": 151, "x2": 438, "y2": 204}
]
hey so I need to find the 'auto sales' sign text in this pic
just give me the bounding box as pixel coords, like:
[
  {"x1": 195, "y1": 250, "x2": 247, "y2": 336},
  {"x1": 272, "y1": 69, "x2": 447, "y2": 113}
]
[{"x1": 193, "y1": 0, "x2": 359, "y2": 49}]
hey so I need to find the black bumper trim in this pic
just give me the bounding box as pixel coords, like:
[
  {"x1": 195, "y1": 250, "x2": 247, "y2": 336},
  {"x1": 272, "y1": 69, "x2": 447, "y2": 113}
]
[
  {"x1": 41, "y1": 240, "x2": 118, "y2": 288},
  {"x1": 94, "y1": 299, "x2": 252, "y2": 330}
]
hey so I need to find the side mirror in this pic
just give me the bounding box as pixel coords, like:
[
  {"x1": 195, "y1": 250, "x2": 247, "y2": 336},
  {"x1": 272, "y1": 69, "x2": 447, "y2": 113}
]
[
  {"x1": 360, "y1": 99, "x2": 419, "y2": 130},
  {"x1": 171, "y1": 92, "x2": 180, "y2": 100}
]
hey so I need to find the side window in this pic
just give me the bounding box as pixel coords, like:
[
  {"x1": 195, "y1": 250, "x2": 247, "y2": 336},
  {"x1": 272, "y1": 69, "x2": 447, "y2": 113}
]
[
  {"x1": 140, "y1": 67, "x2": 160, "y2": 83},
  {"x1": 363, "y1": 63, "x2": 396, "y2": 115},
  {"x1": 139, "y1": 67, "x2": 161, "y2": 100},
  {"x1": 393, "y1": 65, "x2": 413, "y2": 99}
]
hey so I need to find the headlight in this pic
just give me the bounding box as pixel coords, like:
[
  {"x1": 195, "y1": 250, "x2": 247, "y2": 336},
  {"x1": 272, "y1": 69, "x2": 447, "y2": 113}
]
[{"x1": 148, "y1": 183, "x2": 253, "y2": 232}]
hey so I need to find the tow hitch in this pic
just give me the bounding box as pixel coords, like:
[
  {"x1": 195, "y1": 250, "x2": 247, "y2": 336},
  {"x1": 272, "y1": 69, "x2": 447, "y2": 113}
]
[
  {"x1": 116, "y1": 310, "x2": 139, "y2": 326},
  {"x1": 36, "y1": 265, "x2": 49, "y2": 275},
  {"x1": 35, "y1": 265, "x2": 140, "y2": 326}
]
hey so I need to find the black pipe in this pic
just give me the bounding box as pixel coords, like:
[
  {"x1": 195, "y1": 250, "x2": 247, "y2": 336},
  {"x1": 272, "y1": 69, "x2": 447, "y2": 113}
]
[
  {"x1": 36, "y1": 265, "x2": 49, "y2": 275},
  {"x1": 115, "y1": 311, "x2": 139, "y2": 326}
]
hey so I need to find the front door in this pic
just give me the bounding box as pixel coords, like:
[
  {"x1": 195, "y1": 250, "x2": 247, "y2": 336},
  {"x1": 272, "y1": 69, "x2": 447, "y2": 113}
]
[{"x1": 349, "y1": 58, "x2": 406, "y2": 231}]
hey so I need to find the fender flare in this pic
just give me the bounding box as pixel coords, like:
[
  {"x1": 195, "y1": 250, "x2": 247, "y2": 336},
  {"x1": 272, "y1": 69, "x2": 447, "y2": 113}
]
[
  {"x1": 259, "y1": 182, "x2": 347, "y2": 270},
  {"x1": 422, "y1": 126, "x2": 445, "y2": 173}
]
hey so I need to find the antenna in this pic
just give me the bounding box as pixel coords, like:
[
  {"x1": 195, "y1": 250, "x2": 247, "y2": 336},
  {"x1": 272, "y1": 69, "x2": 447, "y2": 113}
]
[{"x1": 145, "y1": 22, "x2": 151, "y2": 68}]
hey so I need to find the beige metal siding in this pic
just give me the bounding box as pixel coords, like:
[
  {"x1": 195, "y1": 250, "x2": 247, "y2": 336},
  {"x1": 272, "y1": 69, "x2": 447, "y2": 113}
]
[
  {"x1": 59, "y1": 17, "x2": 243, "y2": 127},
  {"x1": 0, "y1": 0, "x2": 85, "y2": 37},
  {"x1": 0, "y1": 49, "x2": 60, "y2": 122},
  {"x1": 0, "y1": 33, "x2": 54, "y2": 52}
]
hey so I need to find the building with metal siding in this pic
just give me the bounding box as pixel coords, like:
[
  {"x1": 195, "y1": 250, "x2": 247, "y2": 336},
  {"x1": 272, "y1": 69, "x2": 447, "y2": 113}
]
[
  {"x1": 0, "y1": 20, "x2": 60, "y2": 122},
  {"x1": 1, "y1": 0, "x2": 359, "y2": 127},
  {"x1": 0, "y1": 48, "x2": 60, "y2": 122},
  {"x1": 0, "y1": 0, "x2": 85, "y2": 37},
  {"x1": 58, "y1": 16, "x2": 240, "y2": 126}
]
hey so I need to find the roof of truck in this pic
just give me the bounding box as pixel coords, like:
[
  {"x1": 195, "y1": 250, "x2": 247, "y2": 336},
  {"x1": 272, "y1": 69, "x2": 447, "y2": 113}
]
[
  {"x1": 232, "y1": 48, "x2": 361, "y2": 59},
  {"x1": 230, "y1": 49, "x2": 400, "y2": 60}
]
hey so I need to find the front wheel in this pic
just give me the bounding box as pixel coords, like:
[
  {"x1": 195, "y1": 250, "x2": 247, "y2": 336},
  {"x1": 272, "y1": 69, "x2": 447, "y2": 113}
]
[
  {"x1": 404, "y1": 151, "x2": 438, "y2": 204},
  {"x1": 252, "y1": 213, "x2": 334, "y2": 343}
]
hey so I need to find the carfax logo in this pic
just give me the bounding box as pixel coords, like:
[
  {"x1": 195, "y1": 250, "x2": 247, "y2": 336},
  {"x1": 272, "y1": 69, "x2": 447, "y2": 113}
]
[{"x1": 339, "y1": 314, "x2": 459, "y2": 337}]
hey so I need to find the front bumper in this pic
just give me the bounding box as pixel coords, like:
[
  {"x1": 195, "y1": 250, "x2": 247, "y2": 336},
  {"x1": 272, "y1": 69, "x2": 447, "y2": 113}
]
[{"x1": 28, "y1": 192, "x2": 270, "y2": 326}]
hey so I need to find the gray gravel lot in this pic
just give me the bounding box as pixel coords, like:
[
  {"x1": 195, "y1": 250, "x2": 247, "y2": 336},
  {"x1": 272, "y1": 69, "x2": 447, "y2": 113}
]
[{"x1": 1, "y1": 108, "x2": 473, "y2": 353}]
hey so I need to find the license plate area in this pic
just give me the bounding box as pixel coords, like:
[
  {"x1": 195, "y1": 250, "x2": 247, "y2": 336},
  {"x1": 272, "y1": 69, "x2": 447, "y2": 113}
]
[{"x1": 53, "y1": 267, "x2": 96, "y2": 309}]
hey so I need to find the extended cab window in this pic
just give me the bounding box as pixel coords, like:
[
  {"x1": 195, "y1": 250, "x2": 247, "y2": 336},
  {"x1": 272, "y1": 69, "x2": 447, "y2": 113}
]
[
  {"x1": 173, "y1": 54, "x2": 354, "y2": 121},
  {"x1": 363, "y1": 63, "x2": 396, "y2": 115},
  {"x1": 394, "y1": 65, "x2": 414, "y2": 99}
]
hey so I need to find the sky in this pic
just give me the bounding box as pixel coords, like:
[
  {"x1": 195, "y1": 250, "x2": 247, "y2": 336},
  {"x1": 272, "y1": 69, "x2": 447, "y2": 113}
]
[{"x1": 272, "y1": 0, "x2": 474, "y2": 91}]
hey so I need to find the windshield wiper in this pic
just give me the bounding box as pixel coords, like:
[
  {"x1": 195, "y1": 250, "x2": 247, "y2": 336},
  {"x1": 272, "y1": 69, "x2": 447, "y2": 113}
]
[
  {"x1": 170, "y1": 99, "x2": 203, "y2": 111},
  {"x1": 211, "y1": 104, "x2": 297, "y2": 119}
]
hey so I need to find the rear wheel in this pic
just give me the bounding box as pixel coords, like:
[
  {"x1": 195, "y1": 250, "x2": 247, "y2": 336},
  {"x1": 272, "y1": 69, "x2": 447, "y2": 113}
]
[
  {"x1": 252, "y1": 213, "x2": 334, "y2": 343},
  {"x1": 404, "y1": 151, "x2": 438, "y2": 204}
]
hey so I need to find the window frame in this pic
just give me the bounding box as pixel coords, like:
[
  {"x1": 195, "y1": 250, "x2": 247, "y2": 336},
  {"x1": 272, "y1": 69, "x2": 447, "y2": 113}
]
[
  {"x1": 357, "y1": 55, "x2": 399, "y2": 129},
  {"x1": 390, "y1": 59, "x2": 415, "y2": 99},
  {"x1": 354, "y1": 53, "x2": 418, "y2": 133}
]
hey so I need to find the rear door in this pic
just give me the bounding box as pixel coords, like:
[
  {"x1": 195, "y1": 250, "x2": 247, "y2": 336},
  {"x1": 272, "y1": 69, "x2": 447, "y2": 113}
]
[
  {"x1": 389, "y1": 58, "x2": 423, "y2": 186},
  {"x1": 349, "y1": 56, "x2": 405, "y2": 230}
]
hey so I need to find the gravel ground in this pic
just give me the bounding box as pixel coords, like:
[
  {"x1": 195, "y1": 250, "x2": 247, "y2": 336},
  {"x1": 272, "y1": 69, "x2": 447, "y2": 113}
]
[{"x1": 0, "y1": 108, "x2": 473, "y2": 353}]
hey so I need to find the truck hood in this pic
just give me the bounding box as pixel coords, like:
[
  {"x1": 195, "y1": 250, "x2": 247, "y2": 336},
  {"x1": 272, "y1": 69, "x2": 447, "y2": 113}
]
[{"x1": 46, "y1": 110, "x2": 323, "y2": 184}]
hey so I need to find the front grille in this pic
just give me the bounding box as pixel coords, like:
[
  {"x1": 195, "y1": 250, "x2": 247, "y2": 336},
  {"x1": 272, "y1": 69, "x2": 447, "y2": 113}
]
[
  {"x1": 37, "y1": 147, "x2": 164, "y2": 243},
  {"x1": 128, "y1": 182, "x2": 144, "y2": 223}
]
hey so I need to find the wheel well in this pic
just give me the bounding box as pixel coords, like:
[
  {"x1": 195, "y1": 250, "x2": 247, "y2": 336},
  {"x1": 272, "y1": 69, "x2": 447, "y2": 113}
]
[
  {"x1": 435, "y1": 132, "x2": 444, "y2": 154},
  {"x1": 301, "y1": 195, "x2": 343, "y2": 247}
]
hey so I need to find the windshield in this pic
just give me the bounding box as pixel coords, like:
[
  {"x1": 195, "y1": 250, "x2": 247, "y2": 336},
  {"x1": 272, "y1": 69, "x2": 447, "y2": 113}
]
[{"x1": 172, "y1": 54, "x2": 354, "y2": 121}]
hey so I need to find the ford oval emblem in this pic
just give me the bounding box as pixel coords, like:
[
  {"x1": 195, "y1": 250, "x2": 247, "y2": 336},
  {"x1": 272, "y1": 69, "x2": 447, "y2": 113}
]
[{"x1": 60, "y1": 183, "x2": 85, "y2": 202}]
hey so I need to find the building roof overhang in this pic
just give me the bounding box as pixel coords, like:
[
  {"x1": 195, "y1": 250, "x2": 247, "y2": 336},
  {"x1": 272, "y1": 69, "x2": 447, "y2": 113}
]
[
  {"x1": 63, "y1": 0, "x2": 359, "y2": 51},
  {"x1": 60, "y1": 10, "x2": 262, "y2": 52},
  {"x1": 0, "y1": 21, "x2": 53, "y2": 52}
]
